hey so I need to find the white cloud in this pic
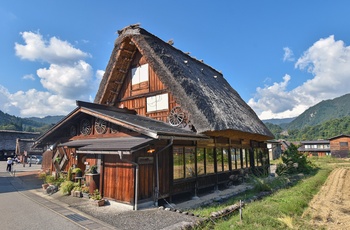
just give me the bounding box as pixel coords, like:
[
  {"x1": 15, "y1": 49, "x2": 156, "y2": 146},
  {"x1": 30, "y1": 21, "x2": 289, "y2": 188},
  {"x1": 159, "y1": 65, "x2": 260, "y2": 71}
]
[
  {"x1": 10, "y1": 89, "x2": 75, "y2": 117},
  {"x1": 2, "y1": 31, "x2": 100, "y2": 117},
  {"x1": 249, "y1": 35, "x2": 350, "y2": 119},
  {"x1": 96, "y1": 70, "x2": 105, "y2": 82},
  {"x1": 37, "y1": 60, "x2": 93, "y2": 99},
  {"x1": 15, "y1": 31, "x2": 90, "y2": 64},
  {"x1": 283, "y1": 47, "x2": 294, "y2": 62},
  {"x1": 22, "y1": 74, "x2": 35, "y2": 80}
]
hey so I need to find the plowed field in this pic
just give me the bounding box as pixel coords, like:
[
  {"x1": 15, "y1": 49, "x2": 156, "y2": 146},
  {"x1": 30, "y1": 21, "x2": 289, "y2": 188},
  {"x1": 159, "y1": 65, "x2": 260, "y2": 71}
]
[{"x1": 303, "y1": 167, "x2": 350, "y2": 229}]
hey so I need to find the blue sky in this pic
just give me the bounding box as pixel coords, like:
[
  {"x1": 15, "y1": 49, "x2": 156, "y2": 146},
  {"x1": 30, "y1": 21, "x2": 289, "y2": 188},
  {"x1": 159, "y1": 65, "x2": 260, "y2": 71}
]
[{"x1": 1, "y1": 1, "x2": 350, "y2": 119}]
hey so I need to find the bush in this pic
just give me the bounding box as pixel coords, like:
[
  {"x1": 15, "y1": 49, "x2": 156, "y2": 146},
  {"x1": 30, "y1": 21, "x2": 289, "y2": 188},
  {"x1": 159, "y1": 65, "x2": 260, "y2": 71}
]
[
  {"x1": 38, "y1": 172, "x2": 47, "y2": 182},
  {"x1": 72, "y1": 185, "x2": 82, "y2": 192},
  {"x1": 90, "y1": 189, "x2": 102, "y2": 200},
  {"x1": 67, "y1": 167, "x2": 72, "y2": 181},
  {"x1": 81, "y1": 185, "x2": 89, "y2": 194},
  {"x1": 72, "y1": 167, "x2": 82, "y2": 174},
  {"x1": 276, "y1": 143, "x2": 313, "y2": 176},
  {"x1": 60, "y1": 181, "x2": 75, "y2": 195}
]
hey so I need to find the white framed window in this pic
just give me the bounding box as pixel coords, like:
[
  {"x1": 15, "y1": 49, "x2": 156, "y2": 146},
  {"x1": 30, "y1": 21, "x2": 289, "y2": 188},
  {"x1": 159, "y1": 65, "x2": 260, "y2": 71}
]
[
  {"x1": 146, "y1": 93, "x2": 168, "y2": 112},
  {"x1": 132, "y1": 63, "x2": 149, "y2": 85}
]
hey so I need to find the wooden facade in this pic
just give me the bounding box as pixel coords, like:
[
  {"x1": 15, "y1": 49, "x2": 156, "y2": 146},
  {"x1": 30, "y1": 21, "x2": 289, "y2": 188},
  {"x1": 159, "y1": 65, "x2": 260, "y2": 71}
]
[
  {"x1": 35, "y1": 25, "x2": 274, "y2": 209},
  {"x1": 329, "y1": 134, "x2": 350, "y2": 158}
]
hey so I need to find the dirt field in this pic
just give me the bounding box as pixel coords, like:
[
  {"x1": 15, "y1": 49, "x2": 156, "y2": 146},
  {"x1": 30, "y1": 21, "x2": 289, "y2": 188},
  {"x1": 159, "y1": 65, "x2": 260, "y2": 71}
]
[{"x1": 303, "y1": 167, "x2": 350, "y2": 229}]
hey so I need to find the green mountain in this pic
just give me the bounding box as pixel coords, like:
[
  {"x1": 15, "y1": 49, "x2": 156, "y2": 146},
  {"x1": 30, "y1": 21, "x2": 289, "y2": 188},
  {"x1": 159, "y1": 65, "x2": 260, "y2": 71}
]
[
  {"x1": 287, "y1": 93, "x2": 350, "y2": 130},
  {"x1": 0, "y1": 111, "x2": 64, "y2": 133},
  {"x1": 27, "y1": 115, "x2": 65, "y2": 125},
  {"x1": 287, "y1": 116, "x2": 350, "y2": 140},
  {"x1": 263, "y1": 117, "x2": 295, "y2": 129}
]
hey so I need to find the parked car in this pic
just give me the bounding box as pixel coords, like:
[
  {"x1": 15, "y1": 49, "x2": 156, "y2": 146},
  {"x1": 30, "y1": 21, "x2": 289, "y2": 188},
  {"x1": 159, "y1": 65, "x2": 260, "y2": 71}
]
[{"x1": 27, "y1": 155, "x2": 42, "y2": 164}]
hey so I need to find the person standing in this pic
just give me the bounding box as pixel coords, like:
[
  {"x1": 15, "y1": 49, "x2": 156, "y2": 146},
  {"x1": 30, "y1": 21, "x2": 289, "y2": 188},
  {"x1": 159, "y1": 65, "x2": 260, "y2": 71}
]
[{"x1": 6, "y1": 157, "x2": 13, "y2": 172}]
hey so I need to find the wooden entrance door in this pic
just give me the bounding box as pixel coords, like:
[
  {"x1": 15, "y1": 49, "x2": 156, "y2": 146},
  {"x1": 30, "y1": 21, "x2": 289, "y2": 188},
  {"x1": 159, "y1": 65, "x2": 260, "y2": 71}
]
[{"x1": 103, "y1": 155, "x2": 134, "y2": 203}]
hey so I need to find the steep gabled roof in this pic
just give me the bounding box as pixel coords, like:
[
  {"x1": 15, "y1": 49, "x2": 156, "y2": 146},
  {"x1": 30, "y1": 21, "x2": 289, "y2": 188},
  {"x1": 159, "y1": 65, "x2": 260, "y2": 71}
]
[{"x1": 95, "y1": 24, "x2": 273, "y2": 140}]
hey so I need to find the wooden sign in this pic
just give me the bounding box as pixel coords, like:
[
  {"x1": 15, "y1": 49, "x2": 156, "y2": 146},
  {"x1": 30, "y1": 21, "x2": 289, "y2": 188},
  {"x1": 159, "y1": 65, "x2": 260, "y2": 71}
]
[{"x1": 138, "y1": 157, "x2": 153, "y2": 164}]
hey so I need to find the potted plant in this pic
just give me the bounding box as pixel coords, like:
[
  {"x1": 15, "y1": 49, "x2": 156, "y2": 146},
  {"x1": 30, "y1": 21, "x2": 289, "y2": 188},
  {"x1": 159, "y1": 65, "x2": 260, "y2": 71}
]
[
  {"x1": 88, "y1": 165, "x2": 98, "y2": 174},
  {"x1": 72, "y1": 167, "x2": 83, "y2": 177},
  {"x1": 81, "y1": 185, "x2": 90, "y2": 198},
  {"x1": 90, "y1": 189, "x2": 105, "y2": 206},
  {"x1": 85, "y1": 165, "x2": 100, "y2": 194}
]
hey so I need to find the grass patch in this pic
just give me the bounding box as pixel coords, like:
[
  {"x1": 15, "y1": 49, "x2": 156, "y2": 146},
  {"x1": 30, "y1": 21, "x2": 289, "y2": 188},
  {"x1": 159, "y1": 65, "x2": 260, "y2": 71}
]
[{"x1": 192, "y1": 157, "x2": 349, "y2": 229}]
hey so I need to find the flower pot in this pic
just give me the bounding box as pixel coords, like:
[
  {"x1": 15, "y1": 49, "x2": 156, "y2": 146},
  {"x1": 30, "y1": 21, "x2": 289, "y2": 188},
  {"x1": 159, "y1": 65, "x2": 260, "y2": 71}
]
[
  {"x1": 72, "y1": 190, "x2": 83, "y2": 197},
  {"x1": 94, "y1": 199, "x2": 105, "y2": 207}
]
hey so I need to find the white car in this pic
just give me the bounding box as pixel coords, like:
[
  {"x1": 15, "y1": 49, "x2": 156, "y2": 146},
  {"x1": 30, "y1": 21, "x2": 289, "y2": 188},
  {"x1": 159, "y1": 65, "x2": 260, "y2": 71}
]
[{"x1": 27, "y1": 155, "x2": 42, "y2": 164}]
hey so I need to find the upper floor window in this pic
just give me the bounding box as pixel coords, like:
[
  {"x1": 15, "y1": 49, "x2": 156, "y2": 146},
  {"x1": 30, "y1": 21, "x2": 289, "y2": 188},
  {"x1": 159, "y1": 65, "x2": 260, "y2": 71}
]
[
  {"x1": 132, "y1": 63, "x2": 149, "y2": 85},
  {"x1": 340, "y1": 142, "x2": 348, "y2": 147},
  {"x1": 146, "y1": 93, "x2": 168, "y2": 112}
]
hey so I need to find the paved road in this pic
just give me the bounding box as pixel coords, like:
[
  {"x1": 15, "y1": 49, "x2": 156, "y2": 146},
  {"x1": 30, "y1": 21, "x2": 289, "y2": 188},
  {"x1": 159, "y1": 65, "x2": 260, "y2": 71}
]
[{"x1": 0, "y1": 161, "x2": 113, "y2": 230}]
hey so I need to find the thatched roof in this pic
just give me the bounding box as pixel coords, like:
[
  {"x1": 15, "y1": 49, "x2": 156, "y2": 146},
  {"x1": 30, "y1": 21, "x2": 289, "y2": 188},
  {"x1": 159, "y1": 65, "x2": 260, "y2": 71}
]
[{"x1": 95, "y1": 24, "x2": 273, "y2": 140}]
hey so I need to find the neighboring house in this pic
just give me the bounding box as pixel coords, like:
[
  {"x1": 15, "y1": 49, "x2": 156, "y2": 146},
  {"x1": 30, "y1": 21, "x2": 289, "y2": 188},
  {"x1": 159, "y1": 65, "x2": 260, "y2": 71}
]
[
  {"x1": 15, "y1": 138, "x2": 43, "y2": 163},
  {"x1": 329, "y1": 134, "x2": 350, "y2": 158},
  {"x1": 298, "y1": 134, "x2": 350, "y2": 158},
  {"x1": 298, "y1": 140, "x2": 331, "y2": 157},
  {"x1": 0, "y1": 130, "x2": 40, "y2": 161},
  {"x1": 34, "y1": 24, "x2": 274, "y2": 209},
  {"x1": 267, "y1": 140, "x2": 282, "y2": 160}
]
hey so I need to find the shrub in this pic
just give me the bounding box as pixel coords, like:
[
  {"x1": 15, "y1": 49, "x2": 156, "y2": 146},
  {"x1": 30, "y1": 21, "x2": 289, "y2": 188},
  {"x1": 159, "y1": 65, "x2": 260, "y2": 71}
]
[
  {"x1": 72, "y1": 167, "x2": 82, "y2": 174},
  {"x1": 45, "y1": 175, "x2": 56, "y2": 184},
  {"x1": 72, "y1": 186, "x2": 82, "y2": 192},
  {"x1": 81, "y1": 186, "x2": 89, "y2": 193},
  {"x1": 38, "y1": 172, "x2": 47, "y2": 182},
  {"x1": 90, "y1": 189, "x2": 102, "y2": 200},
  {"x1": 276, "y1": 143, "x2": 313, "y2": 176},
  {"x1": 60, "y1": 181, "x2": 75, "y2": 195},
  {"x1": 67, "y1": 167, "x2": 73, "y2": 181}
]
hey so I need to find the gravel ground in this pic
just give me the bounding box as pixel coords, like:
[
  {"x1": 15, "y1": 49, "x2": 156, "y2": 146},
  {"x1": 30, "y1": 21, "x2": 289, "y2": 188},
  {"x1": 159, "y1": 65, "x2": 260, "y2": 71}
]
[
  {"x1": 51, "y1": 193, "x2": 203, "y2": 230},
  {"x1": 17, "y1": 168, "x2": 252, "y2": 230}
]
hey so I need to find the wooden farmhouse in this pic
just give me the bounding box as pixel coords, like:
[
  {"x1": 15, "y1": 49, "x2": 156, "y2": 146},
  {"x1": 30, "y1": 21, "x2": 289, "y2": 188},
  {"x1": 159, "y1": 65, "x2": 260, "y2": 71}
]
[
  {"x1": 329, "y1": 134, "x2": 350, "y2": 158},
  {"x1": 35, "y1": 24, "x2": 274, "y2": 209}
]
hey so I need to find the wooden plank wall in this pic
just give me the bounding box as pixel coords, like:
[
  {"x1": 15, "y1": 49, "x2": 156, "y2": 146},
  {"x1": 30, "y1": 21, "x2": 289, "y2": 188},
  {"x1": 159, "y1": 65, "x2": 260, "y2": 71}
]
[
  {"x1": 103, "y1": 154, "x2": 134, "y2": 203},
  {"x1": 116, "y1": 51, "x2": 179, "y2": 123}
]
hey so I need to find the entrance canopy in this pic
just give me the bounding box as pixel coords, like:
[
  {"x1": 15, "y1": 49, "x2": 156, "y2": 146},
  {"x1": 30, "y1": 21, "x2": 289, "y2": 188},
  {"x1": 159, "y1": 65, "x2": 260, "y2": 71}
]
[{"x1": 59, "y1": 136, "x2": 153, "y2": 154}]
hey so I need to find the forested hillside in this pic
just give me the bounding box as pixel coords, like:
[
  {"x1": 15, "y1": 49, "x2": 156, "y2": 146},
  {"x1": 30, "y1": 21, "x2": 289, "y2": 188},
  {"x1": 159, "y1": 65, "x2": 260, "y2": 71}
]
[
  {"x1": 264, "y1": 93, "x2": 350, "y2": 141},
  {"x1": 0, "y1": 110, "x2": 63, "y2": 133},
  {"x1": 266, "y1": 116, "x2": 350, "y2": 141},
  {"x1": 287, "y1": 93, "x2": 350, "y2": 130}
]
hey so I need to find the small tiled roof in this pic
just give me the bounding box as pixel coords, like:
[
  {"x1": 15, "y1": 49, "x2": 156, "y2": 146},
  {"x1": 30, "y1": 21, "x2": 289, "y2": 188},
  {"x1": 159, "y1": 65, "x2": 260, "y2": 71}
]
[{"x1": 59, "y1": 136, "x2": 153, "y2": 152}]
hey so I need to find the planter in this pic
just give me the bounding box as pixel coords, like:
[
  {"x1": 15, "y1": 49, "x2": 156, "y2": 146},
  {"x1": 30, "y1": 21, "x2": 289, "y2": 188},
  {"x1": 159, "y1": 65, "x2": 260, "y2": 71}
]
[
  {"x1": 92, "y1": 199, "x2": 105, "y2": 207},
  {"x1": 82, "y1": 192, "x2": 89, "y2": 198},
  {"x1": 85, "y1": 173, "x2": 100, "y2": 194},
  {"x1": 71, "y1": 190, "x2": 83, "y2": 198}
]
